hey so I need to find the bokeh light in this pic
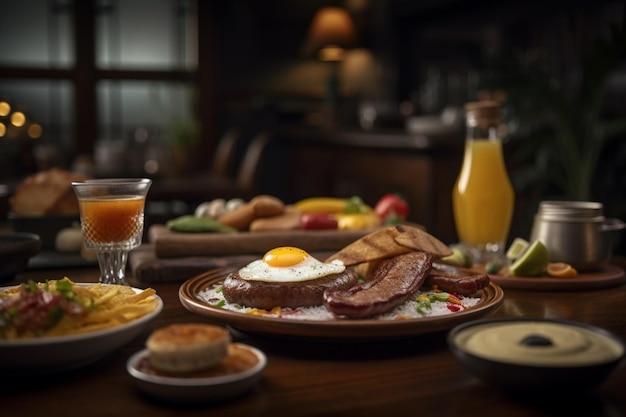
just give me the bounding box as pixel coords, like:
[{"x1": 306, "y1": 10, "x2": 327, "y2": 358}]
[
  {"x1": 10, "y1": 111, "x2": 26, "y2": 127},
  {"x1": 0, "y1": 102, "x2": 10, "y2": 117},
  {"x1": 144, "y1": 159, "x2": 159, "y2": 174},
  {"x1": 27, "y1": 123, "x2": 43, "y2": 139}
]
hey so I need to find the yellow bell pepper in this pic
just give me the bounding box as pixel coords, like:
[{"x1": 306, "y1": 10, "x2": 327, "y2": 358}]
[
  {"x1": 294, "y1": 197, "x2": 348, "y2": 214},
  {"x1": 295, "y1": 196, "x2": 379, "y2": 230},
  {"x1": 335, "y1": 211, "x2": 381, "y2": 230}
]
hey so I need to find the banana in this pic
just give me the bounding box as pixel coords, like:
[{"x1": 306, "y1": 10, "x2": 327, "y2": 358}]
[{"x1": 294, "y1": 197, "x2": 348, "y2": 214}]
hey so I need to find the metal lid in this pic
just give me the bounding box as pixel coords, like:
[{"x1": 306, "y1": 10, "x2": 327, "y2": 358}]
[{"x1": 536, "y1": 201, "x2": 604, "y2": 222}]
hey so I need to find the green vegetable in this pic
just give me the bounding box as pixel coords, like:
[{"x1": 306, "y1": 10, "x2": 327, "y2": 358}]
[
  {"x1": 56, "y1": 278, "x2": 80, "y2": 302},
  {"x1": 428, "y1": 292, "x2": 450, "y2": 302},
  {"x1": 415, "y1": 295, "x2": 432, "y2": 315},
  {"x1": 343, "y1": 196, "x2": 368, "y2": 214},
  {"x1": 24, "y1": 281, "x2": 38, "y2": 293},
  {"x1": 167, "y1": 215, "x2": 236, "y2": 233},
  {"x1": 441, "y1": 247, "x2": 473, "y2": 268},
  {"x1": 485, "y1": 259, "x2": 502, "y2": 274}
]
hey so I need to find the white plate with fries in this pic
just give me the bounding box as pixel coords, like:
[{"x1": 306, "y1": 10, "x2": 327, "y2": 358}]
[{"x1": 0, "y1": 280, "x2": 163, "y2": 374}]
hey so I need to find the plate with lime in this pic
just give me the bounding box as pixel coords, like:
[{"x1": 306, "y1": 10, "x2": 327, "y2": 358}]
[{"x1": 480, "y1": 238, "x2": 624, "y2": 291}]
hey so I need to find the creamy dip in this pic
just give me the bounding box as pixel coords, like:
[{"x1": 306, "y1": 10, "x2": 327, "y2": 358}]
[{"x1": 456, "y1": 321, "x2": 624, "y2": 367}]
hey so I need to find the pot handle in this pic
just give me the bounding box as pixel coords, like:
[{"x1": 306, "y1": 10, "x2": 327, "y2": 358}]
[{"x1": 602, "y1": 218, "x2": 626, "y2": 232}]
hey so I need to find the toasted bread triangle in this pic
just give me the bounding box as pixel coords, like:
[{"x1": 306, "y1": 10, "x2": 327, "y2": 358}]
[
  {"x1": 392, "y1": 225, "x2": 452, "y2": 256},
  {"x1": 325, "y1": 224, "x2": 452, "y2": 266}
]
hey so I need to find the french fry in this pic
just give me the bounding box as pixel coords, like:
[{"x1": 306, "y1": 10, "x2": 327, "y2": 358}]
[{"x1": 0, "y1": 278, "x2": 159, "y2": 339}]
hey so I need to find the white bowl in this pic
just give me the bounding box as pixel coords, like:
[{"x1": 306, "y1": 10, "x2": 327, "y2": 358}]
[
  {"x1": 0, "y1": 285, "x2": 163, "y2": 375},
  {"x1": 127, "y1": 343, "x2": 266, "y2": 403}
]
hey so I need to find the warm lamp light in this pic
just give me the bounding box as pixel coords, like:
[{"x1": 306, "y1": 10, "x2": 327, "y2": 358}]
[
  {"x1": 302, "y1": 7, "x2": 357, "y2": 61},
  {"x1": 302, "y1": 7, "x2": 357, "y2": 128}
]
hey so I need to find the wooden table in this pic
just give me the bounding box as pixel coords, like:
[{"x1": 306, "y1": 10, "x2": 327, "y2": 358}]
[{"x1": 4, "y1": 263, "x2": 626, "y2": 417}]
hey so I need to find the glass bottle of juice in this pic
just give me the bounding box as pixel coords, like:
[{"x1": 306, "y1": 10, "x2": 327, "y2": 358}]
[{"x1": 452, "y1": 100, "x2": 514, "y2": 263}]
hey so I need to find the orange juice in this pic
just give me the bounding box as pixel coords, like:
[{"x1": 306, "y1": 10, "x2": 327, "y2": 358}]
[
  {"x1": 79, "y1": 196, "x2": 145, "y2": 244},
  {"x1": 452, "y1": 139, "x2": 514, "y2": 248}
]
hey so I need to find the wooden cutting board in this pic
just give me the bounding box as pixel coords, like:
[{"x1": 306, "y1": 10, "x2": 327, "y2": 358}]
[
  {"x1": 129, "y1": 245, "x2": 258, "y2": 283},
  {"x1": 149, "y1": 224, "x2": 370, "y2": 258}
]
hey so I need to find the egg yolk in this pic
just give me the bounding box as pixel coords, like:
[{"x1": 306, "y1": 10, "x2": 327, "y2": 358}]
[{"x1": 263, "y1": 247, "x2": 309, "y2": 267}]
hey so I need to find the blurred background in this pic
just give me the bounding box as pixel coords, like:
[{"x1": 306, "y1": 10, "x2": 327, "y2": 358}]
[{"x1": 1, "y1": 0, "x2": 625, "y2": 253}]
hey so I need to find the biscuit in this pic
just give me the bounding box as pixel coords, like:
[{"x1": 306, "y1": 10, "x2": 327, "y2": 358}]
[{"x1": 146, "y1": 323, "x2": 230, "y2": 373}]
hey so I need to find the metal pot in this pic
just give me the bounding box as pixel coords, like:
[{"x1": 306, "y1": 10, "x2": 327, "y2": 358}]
[{"x1": 529, "y1": 201, "x2": 625, "y2": 271}]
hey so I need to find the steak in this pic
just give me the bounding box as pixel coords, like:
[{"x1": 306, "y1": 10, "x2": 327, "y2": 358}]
[{"x1": 222, "y1": 268, "x2": 359, "y2": 310}]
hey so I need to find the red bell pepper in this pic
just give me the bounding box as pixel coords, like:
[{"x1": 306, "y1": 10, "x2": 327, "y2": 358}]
[
  {"x1": 375, "y1": 193, "x2": 409, "y2": 223},
  {"x1": 301, "y1": 213, "x2": 338, "y2": 230}
]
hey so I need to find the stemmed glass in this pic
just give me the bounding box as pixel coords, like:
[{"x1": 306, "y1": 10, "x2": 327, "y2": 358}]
[{"x1": 72, "y1": 178, "x2": 152, "y2": 285}]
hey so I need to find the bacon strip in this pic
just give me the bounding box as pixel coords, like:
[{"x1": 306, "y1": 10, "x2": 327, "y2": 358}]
[{"x1": 323, "y1": 252, "x2": 433, "y2": 319}]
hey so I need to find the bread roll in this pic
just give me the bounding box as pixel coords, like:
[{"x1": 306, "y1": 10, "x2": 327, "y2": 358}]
[
  {"x1": 249, "y1": 194, "x2": 284, "y2": 217},
  {"x1": 219, "y1": 195, "x2": 285, "y2": 231},
  {"x1": 146, "y1": 323, "x2": 231, "y2": 373},
  {"x1": 249, "y1": 205, "x2": 302, "y2": 232},
  {"x1": 218, "y1": 203, "x2": 256, "y2": 231},
  {"x1": 10, "y1": 168, "x2": 91, "y2": 216}
]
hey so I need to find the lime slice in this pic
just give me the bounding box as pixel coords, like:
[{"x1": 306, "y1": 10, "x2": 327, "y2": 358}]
[
  {"x1": 441, "y1": 247, "x2": 472, "y2": 268},
  {"x1": 509, "y1": 240, "x2": 549, "y2": 277},
  {"x1": 506, "y1": 237, "x2": 529, "y2": 261}
]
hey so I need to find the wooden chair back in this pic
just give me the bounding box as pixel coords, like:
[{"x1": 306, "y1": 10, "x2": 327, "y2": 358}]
[
  {"x1": 210, "y1": 128, "x2": 240, "y2": 178},
  {"x1": 236, "y1": 131, "x2": 272, "y2": 196}
]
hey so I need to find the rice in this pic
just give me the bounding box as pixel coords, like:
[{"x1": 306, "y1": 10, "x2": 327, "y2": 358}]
[{"x1": 197, "y1": 284, "x2": 481, "y2": 321}]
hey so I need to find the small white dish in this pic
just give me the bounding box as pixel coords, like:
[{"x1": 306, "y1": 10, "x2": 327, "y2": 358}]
[{"x1": 127, "y1": 343, "x2": 267, "y2": 403}]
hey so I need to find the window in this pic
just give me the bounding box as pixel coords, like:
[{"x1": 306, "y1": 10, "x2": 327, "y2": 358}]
[{"x1": 0, "y1": 0, "x2": 206, "y2": 181}]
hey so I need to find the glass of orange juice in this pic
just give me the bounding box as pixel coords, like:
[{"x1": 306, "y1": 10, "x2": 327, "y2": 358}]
[
  {"x1": 452, "y1": 101, "x2": 514, "y2": 263},
  {"x1": 72, "y1": 178, "x2": 152, "y2": 285}
]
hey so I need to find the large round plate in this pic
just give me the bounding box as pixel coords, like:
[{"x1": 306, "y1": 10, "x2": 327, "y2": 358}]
[
  {"x1": 489, "y1": 264, "x2": 625, "y2": 291},
  {"x1": 0, "y1": 284, "x2": 163, "y2": 375},
  {"x1": 179, "y1": 267, "x2": 504, "y2": 340}
]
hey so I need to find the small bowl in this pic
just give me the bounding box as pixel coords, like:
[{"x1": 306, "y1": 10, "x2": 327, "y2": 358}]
[
  {"x1": 8, "y1": 213, "x2": 80, "y2": 250},
  {"x1": 448, "y1": 317, "x2": 626, "y2": 394},
  {"x1": 0, "y1": 233, "x2": 41, "y2": 280},
  {"x1": 127, "y1": 343, "x2": 267, "y2": 403}
]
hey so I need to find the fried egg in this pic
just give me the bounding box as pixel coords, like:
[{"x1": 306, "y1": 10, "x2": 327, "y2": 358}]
[{"x1": 238, "y1": 246, "x2": 345, "y2": 283}]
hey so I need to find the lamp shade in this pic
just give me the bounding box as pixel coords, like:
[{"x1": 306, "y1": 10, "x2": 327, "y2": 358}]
[{"x1": 301, "y1": 7, "x2": 357, "y2": 61}]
